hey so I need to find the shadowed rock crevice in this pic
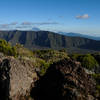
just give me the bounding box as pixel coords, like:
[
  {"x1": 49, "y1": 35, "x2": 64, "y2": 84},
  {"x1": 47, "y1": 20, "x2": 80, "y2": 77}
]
[
  {"x1": 0, "y1": 59, "x2": 10, "y2": 100},
  {"x1": 31, "y1": 66, "x2": 65, "y2": 100}
]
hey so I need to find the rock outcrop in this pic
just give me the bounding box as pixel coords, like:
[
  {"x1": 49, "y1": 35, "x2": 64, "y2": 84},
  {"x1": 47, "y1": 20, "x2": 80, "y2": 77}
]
[
  {"x1": 0, "y1": 56, "x2": 37, "y2": 100},
  {"x1": 31, "y1": 59, "x2": 97, "y2": 100},
  {"x1": 0, "y1": 56, "x2": 98, "y2": 100}
]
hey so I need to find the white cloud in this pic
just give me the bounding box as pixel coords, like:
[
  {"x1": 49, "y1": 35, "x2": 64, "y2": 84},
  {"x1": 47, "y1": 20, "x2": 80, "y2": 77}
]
[
  {"x1": 0, "y1": 22, "x2": 18, "y2": 29},
  {"x1": 76, "y1": 14, "x2": 90, "y2": 19},
  {"x1": 21, "y1": 22, "x2": 33, "y2": 25},
  {"x1": 10, "y1": 22, "x2": 18, "y2": 25},
  {"x1": 21, "y1": 21, "x2": 59, "y2": 26},
  {"x1": 0, "y1": 21, "x2": 59, "y2": 30}
]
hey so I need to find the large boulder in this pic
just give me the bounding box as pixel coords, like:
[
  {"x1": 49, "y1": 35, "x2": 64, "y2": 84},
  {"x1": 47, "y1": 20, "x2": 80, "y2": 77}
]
[{"x1": 0, "y1": 56, "x2": 37, "y2": 100}]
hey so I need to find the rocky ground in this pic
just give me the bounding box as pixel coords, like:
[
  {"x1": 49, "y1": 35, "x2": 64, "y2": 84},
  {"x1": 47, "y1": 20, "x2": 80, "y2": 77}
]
[
  {"x1": 0, "y1": 55, "x2": 37, "y2": 100},
  {"x1": 31, "y1": 59, "x2": 98, "y2": 100},
  {"x1": 0, "y1": 55, "x2": 99, "y2": 100}
]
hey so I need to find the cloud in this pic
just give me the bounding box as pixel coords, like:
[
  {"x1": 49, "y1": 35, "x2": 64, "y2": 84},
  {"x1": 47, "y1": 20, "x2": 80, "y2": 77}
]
[
  {"x1": 0, "y1": 21, "x2": 59, "y2": 30},
  {"x1": 16, "y1": 25, "x2": 30, "y2": 29},
  {"x1": 76, "y1": 14, "x2": 90, "y2": 19},
  {"x1": 0, "y1": 24, "x2": 9, "y2": 28},
  {"x1": 59, "y1": 16, "x2": 64, "y2": 18},
  {"x1": 1, "y1": 24, "x2": 9, "y2": 27},
  {"x1": 21, "y1": 22, "x2": 33, "y2": 25},
  {"x1": 10, "y1": 22, "x2": 18, "y2": 25},
  {"x1": 48, "y1": 18, "x2": 52, "y2": 21},
  {"x1": 21, "y1": 22, "x2": 59, "y2": 26},
  {"x1": 0, "y1": 22, "x2": 18, "y2": 29},
  {"x1": 34, "y1": 22, "x2": 59, "y2": 25}
]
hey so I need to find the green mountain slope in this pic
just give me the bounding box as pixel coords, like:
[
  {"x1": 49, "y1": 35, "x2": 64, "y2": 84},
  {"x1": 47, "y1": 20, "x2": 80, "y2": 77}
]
[{"x1": 0, "y1": 30, "x2": 100, "y2": 51}]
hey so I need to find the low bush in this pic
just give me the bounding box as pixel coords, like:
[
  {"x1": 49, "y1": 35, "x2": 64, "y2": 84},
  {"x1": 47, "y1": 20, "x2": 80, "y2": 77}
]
[
  {"x1": 33, "y1": 49, "x2": 69, "y2": 63},
  {"x1": 80, "y1": 54, "x2": 99, "y2": 70},
  {"x1": 70, "y1": 54, "x2": 99, "y2": 70},
  {"x1": 0, "y1": 39, "x2": 17, "y2": 56}
]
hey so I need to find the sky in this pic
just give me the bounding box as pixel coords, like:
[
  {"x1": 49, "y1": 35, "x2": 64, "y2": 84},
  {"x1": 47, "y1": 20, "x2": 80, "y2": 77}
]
[{"x1": 0, "y1": 0, "x2": 100, "y2": 36}]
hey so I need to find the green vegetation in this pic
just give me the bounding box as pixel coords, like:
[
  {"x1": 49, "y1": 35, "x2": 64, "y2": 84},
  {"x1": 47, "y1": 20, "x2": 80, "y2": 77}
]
[
  {"x1": 0, "y1": 39, "x2": 100, "y2": 76},
  {"x1": 70, "y1": 54, "x2": 99, "y2": 70},
  {"x1": 80, "y1": 54, "x2": 99, "y2": 70},
  {"x1": 39, "y1": 61, "x2": 50, "y2": 76},
  {"x1": 92, "y1": 53, "x2": 100, "y2": 65},
  {"x1": 0, "y1": 39, "x2": 17, "y2": 56},
  {"x1": 0, "y1": 30, "x2": 100, "y2": 52},
  {"x1": 33, "y1": 49, "x2": 69, "y2": 63},
  {"x1": 92, "y1": 74, "x2": 100, "y2": 95},
  {"x1": 92, "y1": 74, "x2": 100, "y2": 84},
  {"x1": 70, "y1": 53, "x2": 82, "y2": 61},
  {"x1": 33, "y1": 49, "x2": 69, "y2": 76},
  {"x1": 15, "y1": 43, "x2": 34, "y2": 58}
]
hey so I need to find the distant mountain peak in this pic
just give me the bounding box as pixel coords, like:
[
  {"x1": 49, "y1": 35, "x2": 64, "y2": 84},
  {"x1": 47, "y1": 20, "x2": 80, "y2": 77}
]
[
  {"x1": 32, "y1": 27, "x2": 40, "y2": 31},
  {"x1": 58, "y1": 32, "x2": 100, "y2": 40}
]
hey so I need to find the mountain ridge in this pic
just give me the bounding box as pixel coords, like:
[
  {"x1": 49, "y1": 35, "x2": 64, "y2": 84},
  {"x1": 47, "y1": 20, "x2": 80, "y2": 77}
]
[
  {"x1": 59, "y1": 32, "x2": 100, "y2": 40},
  {"x1": 0, "y1": 30, "x2": 100, "y2": 52}
]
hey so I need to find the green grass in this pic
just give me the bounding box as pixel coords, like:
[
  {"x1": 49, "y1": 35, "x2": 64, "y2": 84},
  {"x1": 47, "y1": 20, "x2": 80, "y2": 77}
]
[{"x1": 92, "y1": 74, "x2": 100, "y2": 95}]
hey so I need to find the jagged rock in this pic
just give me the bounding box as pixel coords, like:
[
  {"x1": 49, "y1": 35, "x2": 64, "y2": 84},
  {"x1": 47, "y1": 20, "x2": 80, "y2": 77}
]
[
  {"x1": 31, "y1": 59, "x2": 97, "y2": 100},
  {"x1": 0, "y1": 57, "x2": 37, "y2": 100},
  {"x1": 0, "y1": 56, "x2": 98, "y2": 100}
]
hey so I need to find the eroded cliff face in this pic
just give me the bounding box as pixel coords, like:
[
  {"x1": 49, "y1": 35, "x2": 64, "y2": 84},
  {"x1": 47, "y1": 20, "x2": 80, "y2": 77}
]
[
  {"x1": 31, "y1": 59, "x2": 97, "y2": 100},
  {"x1": 0, "y1": 56, "x2": 37, "y2": 100}
]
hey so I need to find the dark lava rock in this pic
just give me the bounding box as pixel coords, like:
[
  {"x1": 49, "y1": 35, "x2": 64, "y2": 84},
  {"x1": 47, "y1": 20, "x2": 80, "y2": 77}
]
[{"x1": 31, "y1": 59, "x2": 97, "y2": 100}]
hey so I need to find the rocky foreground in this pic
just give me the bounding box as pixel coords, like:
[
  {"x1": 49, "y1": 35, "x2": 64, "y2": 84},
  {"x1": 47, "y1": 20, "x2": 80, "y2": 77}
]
[
  {"x1": 0, "y1": 56, "x2": 99, "y2": 100},
  {"x1": 31, "y1": 59, "x2": 97, "y2": 100},
  {"x1": 0, "y1": 56, "x2": 37, "y2": 100}
]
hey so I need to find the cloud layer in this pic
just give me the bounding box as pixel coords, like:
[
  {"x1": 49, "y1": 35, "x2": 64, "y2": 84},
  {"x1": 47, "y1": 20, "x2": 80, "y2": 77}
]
[
  {"x1": 21, "y1": 22, "x2": 59, "y2": 25},
  {"x1": 76, "y1": 14, "x2": 90, "y2": 19},
  {"x1": 0, "y1": 22, "x2": 18, "y2": 28},
  {"x1": 0, "y1": 21, "x2": 59, "y2": 30}
]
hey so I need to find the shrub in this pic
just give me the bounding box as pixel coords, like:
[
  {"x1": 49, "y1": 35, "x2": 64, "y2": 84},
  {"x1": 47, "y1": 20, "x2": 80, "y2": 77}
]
[
  {"x1": 35, "y1": 58, "x2": 50, "y2": 76},
  {"x1": 59, "y1": 48, "x2": 66, "y2": 52},
  {"x1": 70, "y1": 54, "x2": 82, "y2": 61},
  {"x1": 92, "y1": 74, "x2": 100, "y2": 83},
  {"x1": 33, "y1": 49, "x2": 69, "y2": 63},
  {"x1": 39, "y1": 62, "x2": 50, "y2": 76},
  {"x1": 80, "y1": 54, "x2": 99, "y2": 70},
  {"x1": 92, "y1": 74, "x2": 100, "y2": 95},
  {"x1": 15, "y1": 43, "x2": 34, "y2": 58},
  {"x1": 92, "y1": 53, "x2": 100, "y2": 65},
  {"x1": 0, "y1": 39, "x2": 17, "y2": 56},
  {"x1": 70, "y1": 53, "x2": 99, "y2": 70},
  {"x1": 33, "y1": 58, "x2": 46, "y2": 68}
]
